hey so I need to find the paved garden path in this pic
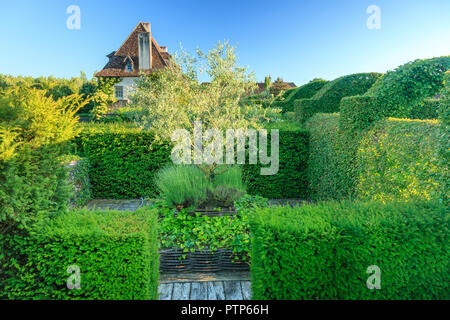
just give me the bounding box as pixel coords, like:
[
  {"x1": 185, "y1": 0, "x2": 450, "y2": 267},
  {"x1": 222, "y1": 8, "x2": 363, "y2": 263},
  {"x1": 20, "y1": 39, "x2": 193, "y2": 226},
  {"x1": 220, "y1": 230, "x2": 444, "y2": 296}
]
[
  {"x1": 159, "y1": 273, "x2": 251, "y2": 300},
  {"x1": 86, "y1": 198, "x2": 305, "y2": 211}
]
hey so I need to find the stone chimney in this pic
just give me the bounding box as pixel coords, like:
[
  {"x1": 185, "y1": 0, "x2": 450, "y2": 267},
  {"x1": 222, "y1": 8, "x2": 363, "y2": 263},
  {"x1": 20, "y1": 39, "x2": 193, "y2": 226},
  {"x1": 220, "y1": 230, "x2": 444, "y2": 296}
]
[{"x1": 138, "y1": 23, "x2": 151, "y2": 70}]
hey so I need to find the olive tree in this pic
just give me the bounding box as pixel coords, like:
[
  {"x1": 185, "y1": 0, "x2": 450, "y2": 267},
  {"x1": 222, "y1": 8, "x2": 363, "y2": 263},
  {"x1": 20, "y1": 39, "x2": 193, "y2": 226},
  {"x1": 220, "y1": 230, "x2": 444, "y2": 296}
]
[{"x1": 131, "y1": 41, "x2": 266, "y2": 179}]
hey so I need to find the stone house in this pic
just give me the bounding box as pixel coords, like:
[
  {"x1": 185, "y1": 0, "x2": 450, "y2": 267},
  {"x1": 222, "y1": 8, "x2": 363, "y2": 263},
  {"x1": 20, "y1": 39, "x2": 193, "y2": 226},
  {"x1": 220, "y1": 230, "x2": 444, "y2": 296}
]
[{"x1": 94, "y1": 22, "x2": 171, "y2": 103}]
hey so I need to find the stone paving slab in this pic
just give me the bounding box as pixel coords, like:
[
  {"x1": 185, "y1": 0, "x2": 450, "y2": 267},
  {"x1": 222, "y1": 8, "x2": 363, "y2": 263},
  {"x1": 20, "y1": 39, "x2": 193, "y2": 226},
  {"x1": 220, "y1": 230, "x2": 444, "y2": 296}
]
[
  {"x1": 86, "y1": 198, "x2": 307, "y2": 212},
  {"x1": 86, "y1": 199, "x2": 142, "y2": 211}
]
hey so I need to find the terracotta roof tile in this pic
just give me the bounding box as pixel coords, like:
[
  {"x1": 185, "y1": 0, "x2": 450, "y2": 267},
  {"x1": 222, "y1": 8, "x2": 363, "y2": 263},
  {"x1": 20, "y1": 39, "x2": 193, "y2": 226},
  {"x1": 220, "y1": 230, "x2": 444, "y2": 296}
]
[{"x1": 95, "y1": 22, "x2": 171, "y2": 78}]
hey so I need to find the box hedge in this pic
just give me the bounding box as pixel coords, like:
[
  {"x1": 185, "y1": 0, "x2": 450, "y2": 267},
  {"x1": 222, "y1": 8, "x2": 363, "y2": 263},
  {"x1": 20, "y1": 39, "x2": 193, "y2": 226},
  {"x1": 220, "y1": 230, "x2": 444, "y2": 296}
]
[
  {"x1": 242, "y1": 123, "x2": 309, "y2": 199},
  {"x1": 75, "y1": 123, "x2": 172, "y2": 199},
  {"x1": 365, "y1": 56, "x2": 450, "y2": 119},
  {"x1": 306, "y1": 113, "x2": 443, "y2": 203},
  {"x1": 294, "y1": 72, "x2": 382, "y2": 122},
  {"x1": 250, "y1": 201, "x2": 449, "y2": 300},
  {"x1": 1, "y1": 207, "x2": 159, "y2": 299},
  {"x1": 438, "y1": 71, "x2": 449, "y2": 204},
  {"x1": 357, "y1": 118, "x2": 442, "y2": 202},
  {"x1": 273, "y1": 79, "x2": 328, "y2": 113},
  {"x1": 305, "y1": 113, "x2": 355, "y2": 200}
]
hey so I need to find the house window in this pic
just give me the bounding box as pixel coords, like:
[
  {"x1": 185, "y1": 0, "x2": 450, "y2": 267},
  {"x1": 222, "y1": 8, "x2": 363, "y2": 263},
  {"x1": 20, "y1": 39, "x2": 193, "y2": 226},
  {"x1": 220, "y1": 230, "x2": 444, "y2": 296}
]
[
  {"x1": 126, "y1": 63, "x2": 133, "y2": 71},
  {"x1": 115, "y1": 86, "x2": 124, "y2": 100}
]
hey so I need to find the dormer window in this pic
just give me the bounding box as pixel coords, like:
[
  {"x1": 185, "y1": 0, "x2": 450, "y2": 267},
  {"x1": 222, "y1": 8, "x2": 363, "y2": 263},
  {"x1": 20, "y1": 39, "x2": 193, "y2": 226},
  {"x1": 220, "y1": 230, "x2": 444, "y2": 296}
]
[{"x1": 126, "y1": 62, "x2": 133, "y2": 71}]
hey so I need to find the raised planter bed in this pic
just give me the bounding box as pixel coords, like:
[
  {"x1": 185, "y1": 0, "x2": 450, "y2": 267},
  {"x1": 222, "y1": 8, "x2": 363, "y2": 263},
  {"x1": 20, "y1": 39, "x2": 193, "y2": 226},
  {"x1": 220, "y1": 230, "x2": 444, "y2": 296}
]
[{"x1": 160, "y1": 248, "x2": 249, "y2": 273}]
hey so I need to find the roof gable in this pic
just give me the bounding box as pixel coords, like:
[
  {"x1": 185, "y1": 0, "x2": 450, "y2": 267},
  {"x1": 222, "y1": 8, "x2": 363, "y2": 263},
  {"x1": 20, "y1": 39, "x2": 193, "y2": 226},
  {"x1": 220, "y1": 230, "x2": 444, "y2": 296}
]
[{"x1": 95, "y1": 22, "x2": 171, "y2": 78}]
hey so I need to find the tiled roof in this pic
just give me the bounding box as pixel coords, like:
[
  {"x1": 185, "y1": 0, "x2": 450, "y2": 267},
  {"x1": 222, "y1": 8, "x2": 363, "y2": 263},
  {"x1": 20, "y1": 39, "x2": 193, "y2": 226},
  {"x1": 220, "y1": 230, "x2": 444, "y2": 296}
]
[
  {"x1": 254, "y1": 82, "x2": 296, "y2": 94},
  {"x1": 95, "y1": 22, "x2": 171, "y2": 78}
]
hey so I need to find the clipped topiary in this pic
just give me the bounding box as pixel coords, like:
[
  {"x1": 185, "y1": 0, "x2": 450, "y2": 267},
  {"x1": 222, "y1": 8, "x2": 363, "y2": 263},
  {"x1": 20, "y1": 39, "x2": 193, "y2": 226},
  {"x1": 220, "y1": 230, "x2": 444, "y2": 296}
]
[
  {"x1": 295, "y1": 72, "x2": 382, "y2": 122},
  {"x1": 364, "y1": 56, "x2": 450, "y2": 119},
  {"x1": 273, "y1": 78, "x2": 328, "y2": 112}
]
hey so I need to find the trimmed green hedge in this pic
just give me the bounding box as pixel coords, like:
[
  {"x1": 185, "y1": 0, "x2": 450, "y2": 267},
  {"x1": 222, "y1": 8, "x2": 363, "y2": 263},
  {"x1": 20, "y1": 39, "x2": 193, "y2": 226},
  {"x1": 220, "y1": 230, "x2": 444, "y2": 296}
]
[
  {"x1": 75, "y1": 123, "x2": 172, "y2": 199},
  {"x1": 242, "y1": 123, "x2": 309, "y2": 199},
  {"x1": 365, "y1": 56, "x2": 450, "y2": 119},
  {"x1": 409, "y1": 98, "x2": 440, "y2": 120},
  {"x1": 273, "y1": 79, "x2": 328, "y2": 112},
  {"x1": 305, "y1": 113, "x2": 354, "y2": 200},
  {"x1": 357, "y1": 118, "x2": 441, "y2": 202},
  {"x1": 251, "y1": 201, "x2": 449, "y2": 300},
  {"x1": 306, "y1": 113, "x2": 444, "y2": 203},
  {"x1": 438, "y1": 71, "x2": 450, "y2": 204},
  {"x1": 339, "y1": 95, "x2": 382, "y2": 132},
  {"x1": 294, "y1": 73, "x2": 382, "y2": 122},
  {"x1": 1, "y1": 207, "x2": 159, "y2": 299}
]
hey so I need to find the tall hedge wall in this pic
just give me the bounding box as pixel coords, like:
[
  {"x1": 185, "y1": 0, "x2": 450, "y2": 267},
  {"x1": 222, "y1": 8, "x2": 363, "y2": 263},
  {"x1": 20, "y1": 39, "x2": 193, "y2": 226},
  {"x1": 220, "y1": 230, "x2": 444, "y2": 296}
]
[
  {"x1": 242, "y1": 123, "x2": 309, "y2": 199},
  {"x1": 273, "y1": 78, "x2": 328, "y2": 113},
  {"x1": 75, "y1": 123, "x2": 172, "y2": 199},
  {"x1": 357, "y1": 118, "x2": 441, "y2": 202},
  {"x1": 365, "y1": 56, "x2": 450, "y2": 119},
  {"x1": 294, "y1": 72, "x2": 382, "y2": 122},
  {"x1": 1, "y1": 207, "x2": 159, "y2": 299},
  {"x1": 305, "y1": 113, "x2": 354, "y2": 200},
  {"x1": 306, "y1": 113, "x2": 443, "y2": 202},
  {"x1": 250, "y1": 201, "x2": 449, "y2": 300},
  {"x1": 438, "y1": 71, "x2": 450, "y2": 204}
]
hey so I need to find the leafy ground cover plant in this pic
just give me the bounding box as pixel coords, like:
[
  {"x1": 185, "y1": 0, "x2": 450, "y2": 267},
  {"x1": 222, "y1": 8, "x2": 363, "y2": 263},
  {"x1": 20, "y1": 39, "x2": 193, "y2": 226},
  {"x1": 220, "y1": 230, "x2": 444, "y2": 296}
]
[{"x1": 158, "y1": 194, "x2": 268, "y2": 260}]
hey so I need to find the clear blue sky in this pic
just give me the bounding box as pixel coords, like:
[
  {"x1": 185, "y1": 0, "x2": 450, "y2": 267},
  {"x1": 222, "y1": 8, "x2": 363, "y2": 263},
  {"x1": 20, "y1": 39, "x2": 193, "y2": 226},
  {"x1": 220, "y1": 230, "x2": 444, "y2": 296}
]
[{"x1": 0, "y1": 0, "x2": 449, "y2": 85}]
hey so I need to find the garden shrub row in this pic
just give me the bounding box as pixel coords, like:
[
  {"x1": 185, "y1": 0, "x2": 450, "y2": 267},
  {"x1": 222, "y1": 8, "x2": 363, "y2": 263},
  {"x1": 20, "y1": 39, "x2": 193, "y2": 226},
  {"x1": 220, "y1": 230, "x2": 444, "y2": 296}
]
[
  {"x1": 306, "y1": 113, "x2": 443, "y2": 202},
  {"x1": 75, "y1": 123, "x2": 172, "y2": 199},
  {"x1": 294, "y1": 72, "x2": 382, "y2": 122},
  {"x1": 1, "y1": 207, "x2": 159, "y2": 300},
  {"x1": 437, "y1": 71, "x2": 449, "y2": 204},
  {"x1": 272, "y1": 78, "x2": 328, "y2": 112},
  {"x1": 305, "y1": 113, "x2": 355, "y2": 200},
  {"x1": 357, "y1": 118, "x2": 441, "y2": 202},
  {"x1": 250, "y1": 201, "x2": 449, "y2": 300},
  {"x1": 242, "y1": 122, "x2": 309, "y2": 199},
  {"x1": 364, "y1": 56, "x2": 450, "y2": 119}
]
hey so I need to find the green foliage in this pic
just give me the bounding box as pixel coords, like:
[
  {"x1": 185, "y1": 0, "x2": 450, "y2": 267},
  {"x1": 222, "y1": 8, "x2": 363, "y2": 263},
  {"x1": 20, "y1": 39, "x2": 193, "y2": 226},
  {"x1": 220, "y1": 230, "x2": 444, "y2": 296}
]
[
  {"x1": 438, "y1": 71, "x2": 450, "y2": 204},
  {"x1": 155, "y1": 165, "x2": 208, "y2": 209},
  {"x1": 306, "y1": 113, "x2": 354, "y2": 200},
  {"x1": 155, "y1": 165, "x2": 246, "y2": 209},
  {"x1": 274, "y1": 78, "x2": 328, "y2": 112},
  {"x1": 0, "y1": 87, "x2": 85, "y2": 234},
  {"x1": 132, "y1": 41, "x2": 261, "y2": 179},
  {"x1": 307, "y1": 113, "x2": 444, "y2": 203},
  {"x1": 64, "y1": 156, "x2": 92, "y2": 207},
  {"x1": 46, "y1": 84, "x2": 74, "y2": 101},
  {"x1": 409, "y1": 98, "x2": 440, "y2": 120},
  {"x1": 295, "y1": 73, "x2": 382, "y2": 122},
  {"x1": 75, "y1": 123, "x2": 172, "y2": 199},
  {"x1": 158, "y1": 194, "x2": 267, "y2": 258},
  {"x1": 339, "y1": 95, "x2": 382, "y2": 132},
  {"x1": 1, "y1": 207, "x2": 159, "y2": 299},
  {"x1": 357, "y1": 118, "x2": 441, "y2": 202},
  {"x1": 242, "y1": 123, "x2": 309, "y2": 199},
  {"x1": 365, "y1": 56, "x2": 450, "y2": 118},
  {"x1": 250, "y1": 201, "x2": 449, "y2": 300}
]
